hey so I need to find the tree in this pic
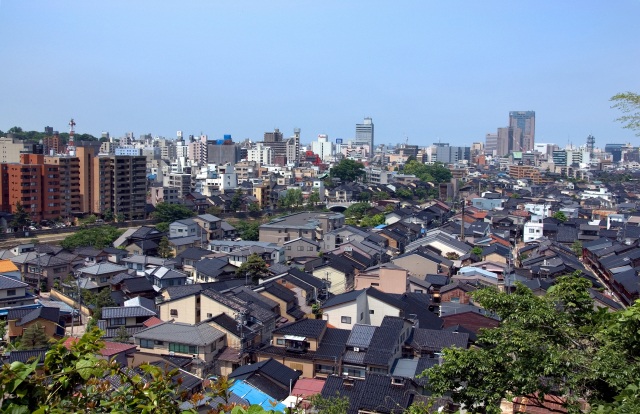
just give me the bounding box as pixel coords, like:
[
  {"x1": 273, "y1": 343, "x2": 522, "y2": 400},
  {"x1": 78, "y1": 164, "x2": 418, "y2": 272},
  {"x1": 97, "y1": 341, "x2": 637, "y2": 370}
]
[
  {"x1": 236, "y1": 220, "x2": 260, "y2": 241},
  {"x1": 359, "y1": 213, "x2": 385, "y2": 228},
  {"x1": 425, "y1": 274, "x2": 640, "y2": 413},
  {"x1": 19, "y1": 323, "x2": 51, "y2": 350},
  {"x1": 395, "y1": 188, "x2": 413, "y2": 200},
  {"x1": 10, "y1": 201, "x2": 31, "y2": 230},
  {"x1": 206, "y1": 205, "x2": 222, "y2": 216},
  {"x1": 445, "y1": 252, "x2": 459, "y2": 260},
  {"x1": 309, "y1": 393, "x2": 350, "y2": 414},
  {"x1": 329, "y1": 159, "x2": 366, "y2": 182},
  {"x1": 82, "y1": 287, "x2": 116, "y2": 320},
  {"x1": 230, "y1": 189, "x2": 244, "y2": 211},
  {"x1": 307, "y1": 189, "x2": 320, "y2": 207},
  {"x1": 344, "y1": 202, "x2": 372, "y2": 226},
  {"x1": 151, "y1": 202, "x2": 194, "y2": 224},
  {"x1": 61, "y1": 226, "x2": 124, "y2": 250},
  {"x1": 0, "y1": 327, "x2": 195, "y2": 413},
  {"x1": 113, "y1": 326, "x2": 131, "y2": 343},
  {"x1": 235, "y1": 253, "x2": 269, "y2": 284},
  {"x1": 157, "y1": 236, "x2": 173, "y2": 258},
  {"x1": 358, "y1": 191, "x2": 371, "y2": 202},
  {"x1": 103, "y1": 208, "x2": 114, "y2": 222},
  {"x1": 553, "y1": 211, "x2": 568, "y2": 222},
  {"x1": 611, "y1": 92, "x2": 640, "y2": 136},
  {"x1": 470, "y1": 246, "x2": 483, "y2": 258},
  {"x1": 571, "y1": 240, "x2": 583, "y2": 257}
]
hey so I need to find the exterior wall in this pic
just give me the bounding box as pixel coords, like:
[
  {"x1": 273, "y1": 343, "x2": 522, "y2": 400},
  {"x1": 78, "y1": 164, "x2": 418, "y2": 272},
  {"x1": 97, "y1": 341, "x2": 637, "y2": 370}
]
[
  {"x1": 391, "y1": 256, "x2": 438, "y2": 277},
  {"x1": 259, "y1": 291, "x2": 290, "y2": 322},
  {"x1": 158, "y1": 295, "x2": 199, "y2": 324},
  {"x1": 312, "y1": 268, "x2": 348, "y2": 295},
  {"x1": 284, "y1": 239, "x2": 320, "y2": 261},
  {"x1": 0, "y1": 286, "x2": 27, "y2": 300},
  {"x1": 321, "y1": 293, "x2": 366, "y2": 329},
  {"x1": 256, "y1": 353, "x2": 314, "y2": 378},
  {"x1": 440, "y1": 288, "x2": 472, "y2": 304},
  {"x1": 8, "y1": 319, "x2": 60, "y2": 340},
  {"x1": 135, "y1": 335, "x2": 225, "y2": 365},
  {"x1": 353, "y1": 267, "x2": 408, "y2": 294},
  {"x1": 367, "y1": 296, "x2": 402, "y2": 327}
]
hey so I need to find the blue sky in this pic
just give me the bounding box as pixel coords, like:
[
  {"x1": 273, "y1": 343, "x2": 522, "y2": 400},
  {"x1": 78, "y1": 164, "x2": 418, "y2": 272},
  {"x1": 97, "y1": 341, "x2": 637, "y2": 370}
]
[{"x1": 1, "y1": 1, "x2": 638, "y2": 147}]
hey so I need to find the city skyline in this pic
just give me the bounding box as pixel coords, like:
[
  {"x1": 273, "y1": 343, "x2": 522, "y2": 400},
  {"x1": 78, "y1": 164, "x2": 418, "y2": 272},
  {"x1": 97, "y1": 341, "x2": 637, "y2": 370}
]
[{"x1": 1, "y1": 1, "x2": 639, "y2": 146}]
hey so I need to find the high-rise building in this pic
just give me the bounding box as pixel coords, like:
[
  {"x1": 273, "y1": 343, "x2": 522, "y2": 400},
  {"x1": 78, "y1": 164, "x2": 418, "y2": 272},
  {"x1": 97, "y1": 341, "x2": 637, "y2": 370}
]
[
  {"x1": 496, "y1": 126, "x2": 522, "y2": 157},
  {"x1": 264, "y1": 128, "x2": 283, "y2": 143},
  {"x1": 509, "y1": 111, "x2": 535, "y2": 152},
  {"x1": 354, "y1": 117, "x2": 374, "y2": 150},
  {"x1": 208, "y1": 135, "x2": 240, "y2": 165},
  {"x1": 107, "y1": 155, "x2": 147, "y2": 220},
  {"x1": 286, "y1": 128, "x2": 301, "y2": 165},
  {"x1": 311, "y1": 134, "x2": 333, "y2": 162},
  {"x1": 432, "y1": 143, "x2": 470, "y2": 165}
]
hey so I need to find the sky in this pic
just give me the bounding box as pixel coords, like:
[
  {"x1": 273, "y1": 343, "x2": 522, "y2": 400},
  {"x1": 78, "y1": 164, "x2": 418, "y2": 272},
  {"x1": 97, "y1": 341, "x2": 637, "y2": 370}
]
[{"x1": 1, "y1": 1, "x2": 639, "y2": 148}]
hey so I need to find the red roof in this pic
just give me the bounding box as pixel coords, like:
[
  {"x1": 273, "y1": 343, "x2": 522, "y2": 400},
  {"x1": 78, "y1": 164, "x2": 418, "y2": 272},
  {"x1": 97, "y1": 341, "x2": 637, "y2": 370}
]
[
  {"x1": 64, "y1": 337, "x2": 137, "y2": 357},
  {"x1": 291, "y1": 378, "x2": 326, "y2": 399},
  {"x1": 143, "y1": 316, "x2": 163, "y2": 327}
]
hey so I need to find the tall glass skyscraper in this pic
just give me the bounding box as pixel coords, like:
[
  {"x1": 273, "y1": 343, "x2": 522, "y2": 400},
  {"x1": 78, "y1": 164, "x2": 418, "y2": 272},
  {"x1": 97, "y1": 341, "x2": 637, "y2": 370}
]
[
  {"x1": 354, "y1": 117, "x2": 374, "y2": 150},
  {"x1": 509, "y1": 111, "x2": 535, "y2": 152}
]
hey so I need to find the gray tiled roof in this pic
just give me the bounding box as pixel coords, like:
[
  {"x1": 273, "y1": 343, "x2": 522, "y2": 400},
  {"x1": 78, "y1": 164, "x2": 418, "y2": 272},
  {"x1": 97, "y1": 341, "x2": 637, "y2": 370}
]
[
  {"x1": 102, "y1": 305, "x2": 157, "y2": 319},
  {"x1": 346, "y1": 324, "x2": 377, "y2": 349},
  {"x1": 16, "y1": 306, "x2": 60, "y2": 327},
  {"x1": 0, "y1": 274, "x2": 28, "y2": 290},
  {"x1": 409, "y1": 328, "x2": 469, "y2": 352},
  {"x1": 78, "y1": 263, "x2": 128, "y2": 275},
  {"x1": 273, "y1": 318, "x2": 326, "y2": 339},
  {"x1": 134, "y1": 322, "x2": 225, "y2": 346}
]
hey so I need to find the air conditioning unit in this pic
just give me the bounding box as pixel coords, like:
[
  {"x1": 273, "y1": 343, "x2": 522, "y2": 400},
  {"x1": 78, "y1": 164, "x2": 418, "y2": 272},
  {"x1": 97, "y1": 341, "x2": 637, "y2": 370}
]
[
  {"x1": 169, "y1": 351, "x2": 175, "y2": 356},
  {"x1": 353, "y1": 347, "x2": 360, "y2": 352}
]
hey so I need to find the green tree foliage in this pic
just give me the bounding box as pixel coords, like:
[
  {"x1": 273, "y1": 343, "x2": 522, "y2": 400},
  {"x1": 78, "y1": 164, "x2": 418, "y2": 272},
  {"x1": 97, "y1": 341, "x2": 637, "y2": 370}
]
[
  {"x1": 470, "y1": 246, "x2": 483, "y2": 257},
  {"x1": 358, "y1": 191, "x2": 371, "y2": 202},
  {"x1": 280, "y1": 188, "x2": 304, "y2": 209},
  {"x1": 343, "y1": 202, "x2": 372, "y2": 225},
  {"x1": 235, "y1": 253, "x2": 269, "y2": 284},
  {"x1": 236, "y1": 221, "x2": 260, "y2": 241},
  {"x1": 60, "y1": 226, "x2": 124, "y2": 250},
  {"x1": 611, "y1": 92, "x2": 640, "y2": 136},
  {"x1": 0, "y1": 327, "x2": 192, "y2": 413},
  {"x1": 395, "y1": 188, "x2": 414, "y2": 200},
  {"x1": 571, "y1": 240, "x2": 583, "y2": 257},
  {"x1": 309, "y1": 393, "x2": 350, "y2": 414},
  {"x1": 206, "y1": 205, "x2": 223, "y2": 216},
  {"x1": 103, "y1": 208, "x2": 114, "y2": 222},
  {"x1": 151, "y1": 202, "x2": 195, "y2": 224},
  {"x1": 2, "y1": 126, "x2": 98, "y2": 144},
  {"x1": 403, "y1": 160, "x2": 452, "y2": 183},
  {"x1": 553, "y1": 211, "x2": 568, "y2": 222},
  {"x1": 359, "y1": 213, "x2": 385, "y2": 228},
  {"x1": 231, "y1": 189, "x2": 244, "y2": 211},
  {"x1": 157, "y1": 236, "x2": 174, "y2": 258},
  {"x1": 329, "y1": 159, "x2": 366, "y2": 182},
  {"x1": 82, "y1": 287, "x2": 116, "y2": 320},
  {"x1": 113, "y1": 326, "x2": 131, "y2": 343},
  {"x1": 10, "y1": 201, "x2": 31, "y2": 230},
  {"x1": 18, "y1": 322, "x2": 51, "y2": 350},
  {"x1": 307, "y1": 189, "x2": 321, "y2": 207},
  {"x1": 426, "y1": 274, "x2": 640, "y2": 413}
]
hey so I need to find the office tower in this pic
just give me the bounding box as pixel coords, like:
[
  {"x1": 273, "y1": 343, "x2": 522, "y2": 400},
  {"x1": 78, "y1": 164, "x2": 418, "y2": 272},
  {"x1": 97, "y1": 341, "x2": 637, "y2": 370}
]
[
  {"x1": 286, "y1": 128, "x2": 301, "y2": 165},
  {"x1": 355, "y1": 117, "x2": 374, "y2": 150},
  {"x1": 433, "y1": 143, "x2": 470, "y2": 164},
  {"x1": 509, "y1": 111, "x2": 535, "y2": 152},
  {"x1": 208, "y1": 135, "x2": 240, "y2": 165},
  {"x1": 264, "y1": 128, "x2": 283, "y2": 143},
  {"x1": 247, "y1": 143, "x2": 273, "y2": 165},
  {"x1": 311, "y1": 134, "x2": 333, "y2": 161},
  {"x1": 496, "y1": 126, "x2": 522, "y2": 157}
]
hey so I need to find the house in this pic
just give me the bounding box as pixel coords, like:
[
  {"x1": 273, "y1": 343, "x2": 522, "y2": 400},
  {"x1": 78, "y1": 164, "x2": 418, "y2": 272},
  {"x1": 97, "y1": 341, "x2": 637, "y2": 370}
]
[
  {"x1": 169, "y1": 218, "x2": 203, "y2": 239},
  {"x1": 133, "y1": 321, "x2": 226, "y2": 377},
  {"x1": 19, "y1": 253, "x2": 75, "y2": 290},
  {"x1": 228, "y1": 358, "x2": 300, "y2": 402},
  {"x1": 193, "y1": 258, "x2": 237, "y2": 283},
  {"x1": 321, "y1": 373, "x2": 419, "y2": 414},
  {"x1": 283, "y1": 238, "x2": 321, "y2": 263},
  {"x1": 227, "y1": 244, "x2": 285, "y2": 268},
  {"x1": 440, "y1": 281, "x2": 477, "y2": 305},
  {"x1": 122, "y1": 255, "x2": 176, "y2": 277},
  {"x1": 145, "y1": 266, "x2": 188, "y2": 290},
  {"x1": 321, "y1": 287, "x2": 443, "y2": 330},
  {"x1": 207, "y1": 313, "x2": 261, "y2": 375},
  {"x1": 168, "y1": 236, "x2": 202, "y2": 257},
  {"x1": 99, "y1": 305, "x2": 157, "y2": 340},
  {"x1": 113, "y1": 226, "x2": 165, "y2": 255},
  {"x1": 440, "y1": 304, "x2": 500, "y2": 334},
  {"x1": 259, "y1": 212, "x2": 345, "y2": 245},
  {"x1": 76, "y1": 263, "x2": 129, "y2": 290},
  {"x1": 308, "y1": 253, "x2": 365, "y2": 295},
  {"x1": 174, "y1": 247, "x2": 213, "y2": 279},
  {"x1": 391, "y1": 249, "x2": 453, "y2": 278},
  {"x1": 0, "y1": 275, "x2": 36, "y2": 310},
  {"x1": 193, "y1": 214, "x2": 224, "y2": 241},
  {"x1": 257, "y1": 282, "x2": 306, "y2": 322},
  {"x1": 408, "y1": 328, "x2": 469, "y2": 357},
  {"x1": 221, "y1": 221, "x2": 237, "y2": 239},
  {"x1": 7, "y1": 306, "x2": 65, "y2": 342},
  {"x1": 256, "y1": 318, "x2": 350, "y2": 379},
  {"x1": 353, "y1": 262, "x2": 409, "y2": 294}
]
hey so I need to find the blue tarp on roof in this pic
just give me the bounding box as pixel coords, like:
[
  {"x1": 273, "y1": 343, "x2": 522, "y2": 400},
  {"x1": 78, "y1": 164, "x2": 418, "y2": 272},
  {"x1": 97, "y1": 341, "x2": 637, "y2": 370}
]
[{"x1": 229, "y1": 381, "x2": 287, "y2": 412}]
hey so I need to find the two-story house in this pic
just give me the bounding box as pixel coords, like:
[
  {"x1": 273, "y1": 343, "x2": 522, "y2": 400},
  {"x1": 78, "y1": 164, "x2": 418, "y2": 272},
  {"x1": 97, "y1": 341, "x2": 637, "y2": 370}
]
[
  {"x1": 0, "y1": 275, "x2": 36, "y2": 310},
  {"x1": 193, "y1": 214, "x2": 223, "y2": 241},
  {"x1": 99, "y1": 305, "x2": 157, "y2": 340}
]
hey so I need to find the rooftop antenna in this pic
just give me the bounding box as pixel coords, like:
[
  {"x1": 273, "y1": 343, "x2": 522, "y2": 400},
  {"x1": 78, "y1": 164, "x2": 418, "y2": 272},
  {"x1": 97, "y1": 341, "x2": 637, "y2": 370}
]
[{"x1": 67, "y1": 118, "x2": 76, "y2": 155}]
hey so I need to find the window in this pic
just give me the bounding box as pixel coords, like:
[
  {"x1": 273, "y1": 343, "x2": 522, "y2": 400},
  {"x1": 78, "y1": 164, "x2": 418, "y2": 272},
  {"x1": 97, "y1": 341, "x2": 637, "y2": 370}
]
[
  {"x1": 360, "y1": 312, "x2": 364, "y2": 320},
  {"x1": 286, "y1": 246, "x2": 291, "y2": 250},
  {"x1": 341, "y1": 316, "x2": 352, "y2": 324},
  {"x1": 169, "y1": 343, "x2": 198, "y2": 354},
  {"x1": 206, "y1": 313, "x2": 212, "y2": 318},
  {"x1": 100, "y1": 277, "x2": 108, "y2": 283},
  {"x1": 369, "y1": 310, "x2": 374, "y2": 314},
  {"x1": 371, "y1": 283, "x2": 379, "y2": 287},
  {"x1": 308, "y1": 246, "x2": 314, "y2": 251},
  {"x1": 529, "y1": 229, "x2": 535, "y2": 234},
  {"x1": 7, "y1": 289, "x2": 16, "y2": 296},
  {"x1": 140, "y1": 339, "x2": 154, "y2": 349},
  {"x1": 170, "y1": 309, "x2": 178, "y2": 317},
  {"x1": 109, "y1": 318, "x2": 126, "y2": 326},
  {"x1": 414, "y1": 289, "x2": 423, "y2": 294},
  {"x1": 315, "y1": 364, "x2": 335, "y2": 374},
  {"x1": 297, "y1": 246, "x2": 304, "y2": 251},
  {"x1": 276, "y1": 338, "x2": 285, "y2": 345}
]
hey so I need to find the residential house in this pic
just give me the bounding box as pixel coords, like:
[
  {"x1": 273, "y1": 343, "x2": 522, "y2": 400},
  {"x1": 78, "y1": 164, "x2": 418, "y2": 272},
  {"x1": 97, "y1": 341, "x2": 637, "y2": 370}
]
[
  {"x1": 259, "y1": 212, "x2": 345, "y2": 245},
  {"x1": 76, "y1": 263, "x2": 129, "y2": 290},
  {"x1": 257, "y1": 282, "x2": 306, "y2": 322},
  {"x1": 207, "y1": 312, "x2": 261, "y2": 375},
  {"x1": 194, "y1": 258, "x2": 237, "y2": 283},
  {"x1": 133, "y1": 321, "x2": 226, "y2": 377},
  {"x1": 283, "y1": 238, "x2": 321, "y2": 263},
  {"x1": 353, "y1": 262, "x2": 409, "y2": 294},
  {"x1": 98, "y1": 305, "x2": 157, "y2": 340},
  {"x1": 0, "y1": 275, "x2": 36, "y2": 310},
  {"x1": 169, "y1": 218, "x2": 204, "y2": 239},
  {"x1": 391, "y1": 249, "x2": 454, "y2": 278},
  {"x1": 7, "y1": 306, "x2": 65, "y2": 342},
  {"x1": 145, "y1": 266, "x2": 188, "y2": 290},
  {"x1": 193, "y1": 214, "x2": 224, "y2": 241}
]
